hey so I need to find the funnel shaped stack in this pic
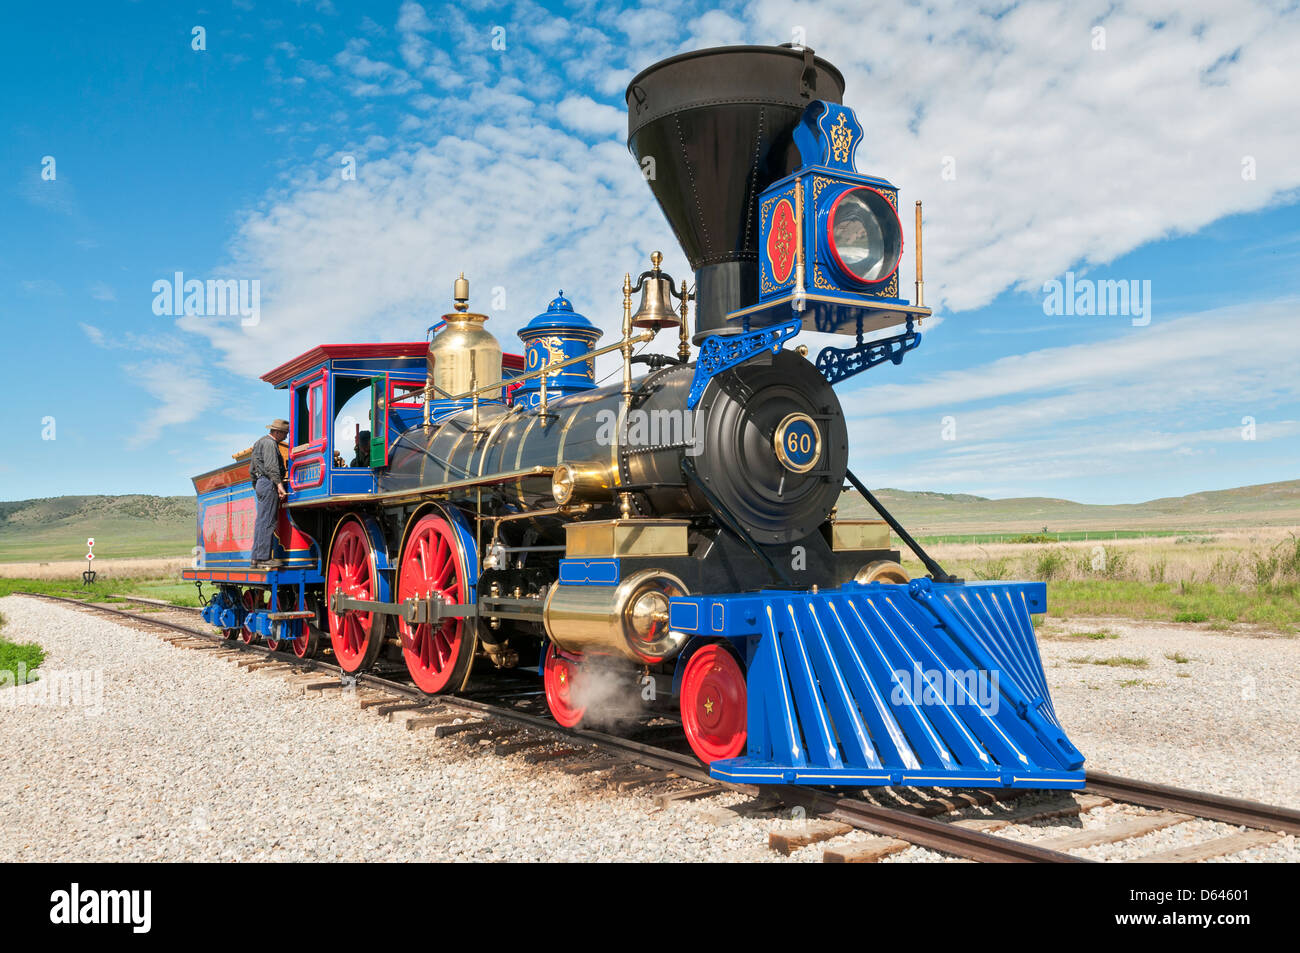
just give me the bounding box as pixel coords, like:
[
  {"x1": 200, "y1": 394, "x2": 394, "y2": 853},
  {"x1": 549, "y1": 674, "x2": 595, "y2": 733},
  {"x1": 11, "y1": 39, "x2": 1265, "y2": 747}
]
[{"x1": 626, "y1": 45, "x2": 845, "y2": 335}]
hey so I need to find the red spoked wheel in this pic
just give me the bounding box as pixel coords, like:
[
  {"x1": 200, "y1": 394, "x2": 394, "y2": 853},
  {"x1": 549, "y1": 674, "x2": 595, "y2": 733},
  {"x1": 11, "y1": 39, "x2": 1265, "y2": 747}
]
[
  {"x1": 679, "y1": 644, "x2": 747, "y2": 764},
  {"x1": 288, "y1": 617, "x2": 323, "y2": 660},
  {"x1": 240, "y1": 589, "x2": 267, "y2": 645},
  {"x1": 264, "y1": 588, "x2": 320, "y2": 657},
  {"x1": 543, "y1": 643, "x2": 587, "y2": 728},
  {"x1": 327, "y1": 517, "x2": 388, "y2": 673},
  {"x1": 267, "y1": 620, "x2": 321, "y2": 657},
  {"x1": 397, "y1": 514, "x2": 475, "y2": 694}
]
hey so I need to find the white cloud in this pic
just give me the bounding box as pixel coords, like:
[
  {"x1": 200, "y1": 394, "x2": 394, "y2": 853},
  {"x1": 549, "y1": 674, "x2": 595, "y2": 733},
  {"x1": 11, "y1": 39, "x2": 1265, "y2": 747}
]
[
  {"x1": 124, "y1": 361, "x2": 212, "y2": 448},
  {"x1": 555, "y1": 94, "x2": 624, "y2": 138},
  {"x1": 839, "y1": 298, "x2": 1300, "y2": 494},
  {"x1": 737, "y1": 0, "x2": 1300, "y2": 313},
  {"x1": 88, "y1": 281, "x2": 115, "y2": 301}
]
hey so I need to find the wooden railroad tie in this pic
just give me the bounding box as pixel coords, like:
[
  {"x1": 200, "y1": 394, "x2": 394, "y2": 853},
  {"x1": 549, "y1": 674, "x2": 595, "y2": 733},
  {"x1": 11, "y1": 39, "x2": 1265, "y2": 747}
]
[
  {"x1": 357, "y1": 694, "x2": 405, "y2": 710},
  {"x1": 823, "y1": 836, "x2": 913, "y2": 863},
  {"x1": 1033, "y1": 812, "x2": 1191, "y2": 852},
  {"x1": 559, "y1": 758, "x2": 622, "y2": 775},
  {"x1": 769, "y1": 821, "x2": 854, "y2": 855},
  {"x1": 953, "y1": 793, "x2": 1113, "y2": 832},
  {"x1": 1126, "y1": 830, "x2": 1282, "y2": 863},
  {"x1": 433, "y1": 720, "x2": 488, "y2": 738},
  {"x1": 458, "y1": 725, "x2": 524, "y2": 745},
  {"x1": 403, "y1": 711, "x2": 468, "y2": 731},
  {"x1": 521, "y1": 747, "x2": 585, "y2": 764},
  {"x1": 615, "y1": 769, "x2": 677, "y2": 792},
  {"x1": 297, "y1": 679, "x2": 342, "y2": 693},
  {"x1": 372, "y1": 701, "x2": 426, "y2": 718},
  {"x1": 655, "y1": 784, "x2": 730, "y2": 808},
  {"x1": 491, "y1": 738, "x2": 551, "y2": 757},
  {"x1": 693, "y1": 794, "x2": 784, "y2": 827}
]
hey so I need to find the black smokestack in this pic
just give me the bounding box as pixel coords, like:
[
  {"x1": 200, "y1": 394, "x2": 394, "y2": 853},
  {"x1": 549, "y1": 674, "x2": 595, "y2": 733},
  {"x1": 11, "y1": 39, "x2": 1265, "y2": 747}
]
[{"x1": 626, "y1": 45, "x2": 845, "y2": 337}]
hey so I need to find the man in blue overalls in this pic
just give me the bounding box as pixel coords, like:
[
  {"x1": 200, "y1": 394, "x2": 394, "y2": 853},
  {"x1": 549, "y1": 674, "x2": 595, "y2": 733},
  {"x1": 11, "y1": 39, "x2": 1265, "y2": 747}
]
[{"x1": 249, "y1": 419, "x2": 289, "y2": 570}]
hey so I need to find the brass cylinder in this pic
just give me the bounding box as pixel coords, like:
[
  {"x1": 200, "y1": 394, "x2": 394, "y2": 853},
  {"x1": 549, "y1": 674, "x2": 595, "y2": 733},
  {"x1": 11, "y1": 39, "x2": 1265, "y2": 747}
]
[{"x1": 543, "y1": 569, "x2": 688, "y2": 663}]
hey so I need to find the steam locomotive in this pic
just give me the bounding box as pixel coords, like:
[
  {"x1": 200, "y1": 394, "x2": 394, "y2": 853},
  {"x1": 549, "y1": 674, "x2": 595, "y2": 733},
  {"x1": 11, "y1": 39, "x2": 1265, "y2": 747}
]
[{"x1": 185, "y1": 46, "x2": 1085, "y2": 788}]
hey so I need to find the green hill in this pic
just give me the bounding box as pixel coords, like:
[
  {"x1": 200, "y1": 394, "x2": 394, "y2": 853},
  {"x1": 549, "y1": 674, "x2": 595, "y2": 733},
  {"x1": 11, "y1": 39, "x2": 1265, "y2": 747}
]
[
  {"x1": 0, "y1": 495, "x2": 196, "y2": 562},
  {"x1": 838, "y1": 479, "x2": 1300, "y2": 535},
  {"x1": 1, "y1": 478, "x2": 1297, "y2": 563}
]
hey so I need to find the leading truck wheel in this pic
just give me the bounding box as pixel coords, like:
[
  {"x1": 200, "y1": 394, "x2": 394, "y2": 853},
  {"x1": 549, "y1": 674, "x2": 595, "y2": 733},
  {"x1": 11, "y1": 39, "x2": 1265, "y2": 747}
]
[
  {"x1": 326, "y1": 517, "x2": 387, "y2": 673},
  {"x1": 266, "y1": 592, "x2": 323, "y2": 659},
  {"x1": 289, "y1": 618, "x2": 323, "y2": 660},
  {"x1": 397, "y1": 514, "x2": 475, "y2": 694},
  {"x1": 240, "y1": 589, "x2": 266, "y2": 645},
  {"x1": 543, "y1": 643, "x2": 587, "y2": 728},
  {"x1": 679, "y1": 644, "x2": 747, "y2": 764}
]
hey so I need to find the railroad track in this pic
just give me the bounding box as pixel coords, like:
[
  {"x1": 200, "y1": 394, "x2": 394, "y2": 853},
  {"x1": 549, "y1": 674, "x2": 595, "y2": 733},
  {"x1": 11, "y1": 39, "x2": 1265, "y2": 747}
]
[{"x1": 21, "y1": 592, "x2": 1299, "y2": 864}]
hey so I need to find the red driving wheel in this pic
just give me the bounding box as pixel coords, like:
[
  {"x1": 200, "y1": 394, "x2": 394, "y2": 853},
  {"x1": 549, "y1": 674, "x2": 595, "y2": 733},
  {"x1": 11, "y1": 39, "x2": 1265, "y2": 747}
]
[
  {"x1": 679, "y1": 644, "x2": 747, "y2": 763},
  {"x1": 240, "y1": 589, "x2": 266, "y2": 645},
  {"x1": 543, "y1": 642, "x2": 587, "y2": 728},
  {"x1": 397, "y1": 514, "x2": 474, "y2": 694},
  {"x1": 327, "y1": 518, "x2": 387, "y2": 672}
]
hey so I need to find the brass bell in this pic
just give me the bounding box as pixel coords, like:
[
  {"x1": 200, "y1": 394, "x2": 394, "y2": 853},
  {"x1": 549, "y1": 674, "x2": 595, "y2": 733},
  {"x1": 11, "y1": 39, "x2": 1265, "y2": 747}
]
[{"x1": 632, "y1": 274, "x2": 680, "y2": 329}]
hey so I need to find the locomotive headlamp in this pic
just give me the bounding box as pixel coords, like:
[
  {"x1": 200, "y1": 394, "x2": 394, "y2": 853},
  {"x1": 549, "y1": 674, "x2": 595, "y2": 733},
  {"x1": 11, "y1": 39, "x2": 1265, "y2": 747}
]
[
  {"x1": 825, "y1": 185, "x2": 903, "y2": 286},
  {"x1": 552, "y1": 463, "x2": 614, "y2": 505}
]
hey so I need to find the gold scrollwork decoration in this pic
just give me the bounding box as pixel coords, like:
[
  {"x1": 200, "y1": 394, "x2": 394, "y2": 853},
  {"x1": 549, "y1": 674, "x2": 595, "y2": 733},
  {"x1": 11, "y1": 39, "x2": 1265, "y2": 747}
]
[{"x1": 830, "y1": 113, "x2": 853, "y2": 164}]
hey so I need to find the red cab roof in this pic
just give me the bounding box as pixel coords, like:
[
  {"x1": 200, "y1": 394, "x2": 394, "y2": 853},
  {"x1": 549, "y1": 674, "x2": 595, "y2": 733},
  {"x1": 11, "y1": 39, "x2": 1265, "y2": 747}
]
[{"x1": 261, "y1": 343, "x2": 524, "y2": 387}]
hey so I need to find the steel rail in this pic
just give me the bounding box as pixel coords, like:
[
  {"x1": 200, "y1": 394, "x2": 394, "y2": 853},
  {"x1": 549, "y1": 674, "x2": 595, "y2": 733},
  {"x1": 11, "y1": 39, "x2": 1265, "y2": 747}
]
[
  {"x1": 781, "y1": 786, "x2": 1088, "y2": 863},
  {"x1": 1085, "y1": 770, "x2": 1300, "y2": 836}
]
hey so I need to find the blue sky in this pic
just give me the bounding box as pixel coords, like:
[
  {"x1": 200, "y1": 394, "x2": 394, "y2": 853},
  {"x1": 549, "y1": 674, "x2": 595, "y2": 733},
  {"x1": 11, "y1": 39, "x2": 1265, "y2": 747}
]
[{"x1": 2, "y1": 0, "x2": 1298, "y2": 505}]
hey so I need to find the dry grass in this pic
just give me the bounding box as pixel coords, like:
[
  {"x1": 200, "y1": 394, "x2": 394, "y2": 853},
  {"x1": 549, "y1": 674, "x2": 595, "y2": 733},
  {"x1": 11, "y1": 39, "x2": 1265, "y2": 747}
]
[
  {"x1": 902, "y1": 526, "x2": 1300, "y2": 633},
  {"x1": 0, "y1": 557, "x2": 190, "y2": 581},
  {"x1": 909, "y1": 526, "x2": 1300, "y2": 586}
]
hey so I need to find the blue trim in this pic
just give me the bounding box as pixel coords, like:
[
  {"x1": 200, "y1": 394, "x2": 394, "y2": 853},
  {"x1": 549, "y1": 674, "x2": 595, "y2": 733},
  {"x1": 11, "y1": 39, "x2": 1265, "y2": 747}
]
[
  {"x1": 558, "y1": 558, "x2": 620, "y2": 585},
  {"x1": 686, "y1": 318, "x2": 801, "y2": 409},
  {"x1": 355, "y1": 514, "x2": 394, "y2": 603},
  {"x1": 815, "y1": 315, "x2": 923, "y2": 386}
]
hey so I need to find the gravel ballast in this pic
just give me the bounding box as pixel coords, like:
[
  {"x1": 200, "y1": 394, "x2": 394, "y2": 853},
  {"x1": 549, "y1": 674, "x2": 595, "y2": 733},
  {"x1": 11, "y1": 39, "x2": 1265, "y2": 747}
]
[
  {"x1": 1038, "y1": 617, "x2": 1300, "y2": 806},
  {"x1": 1, "y1": 594, "x2": 1295, "y2": 863}
]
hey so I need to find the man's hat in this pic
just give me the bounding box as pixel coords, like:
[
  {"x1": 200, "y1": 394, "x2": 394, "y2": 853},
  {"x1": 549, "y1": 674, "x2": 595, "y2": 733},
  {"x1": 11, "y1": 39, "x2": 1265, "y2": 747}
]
[{"x1": 269, "y1": 419, "x2": 290, "y2": 432}]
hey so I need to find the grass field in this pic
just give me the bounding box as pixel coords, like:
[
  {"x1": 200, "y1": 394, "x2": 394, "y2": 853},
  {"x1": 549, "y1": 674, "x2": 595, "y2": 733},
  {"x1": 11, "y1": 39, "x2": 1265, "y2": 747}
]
[
  {"x1": 1, "y1": 525, "x2": 1298, "y2": 637},
  {"x1": 3, "y1": 484, "x2": 1300, "y2": 635},
  {"x1": 0, "y1": 495, "x2": 195, "y2": 563},
  {"x1": 899, "y1": 526, "x2": 1300, "y2": 633},
  {"x1": 0, "y1": 608, "x2": 46, "y2": 686}
]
